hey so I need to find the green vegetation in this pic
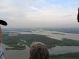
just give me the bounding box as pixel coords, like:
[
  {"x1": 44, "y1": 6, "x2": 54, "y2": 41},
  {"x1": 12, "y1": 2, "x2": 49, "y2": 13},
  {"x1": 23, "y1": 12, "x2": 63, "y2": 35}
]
[
  {"x1": 3, "y1": 32, "x2": 79, "y2": 59},
  {"x1": 50, "y1": 53, "x2": 79, "y2": 59},
  {"x1": 3, "y1": 33, "x2": 61, "y2": 49},
  {"x1": 60, "y1": 38, "x2": 79, "y2": 46},
  {"x1": 3, "y1": 32, "x2": 79, "y2": 50}
]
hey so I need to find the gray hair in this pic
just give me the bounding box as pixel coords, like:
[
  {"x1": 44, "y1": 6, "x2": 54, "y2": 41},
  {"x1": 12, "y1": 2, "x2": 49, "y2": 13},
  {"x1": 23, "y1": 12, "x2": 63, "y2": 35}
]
[{"x1": 29, "y1": 42, "x2": 49, "y2": 59}]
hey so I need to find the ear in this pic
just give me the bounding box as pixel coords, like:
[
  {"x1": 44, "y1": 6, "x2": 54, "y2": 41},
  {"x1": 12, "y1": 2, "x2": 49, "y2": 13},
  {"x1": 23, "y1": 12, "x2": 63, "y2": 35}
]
[{"x1": 0, "y1": 20, "x2": 7, "y2": 26}]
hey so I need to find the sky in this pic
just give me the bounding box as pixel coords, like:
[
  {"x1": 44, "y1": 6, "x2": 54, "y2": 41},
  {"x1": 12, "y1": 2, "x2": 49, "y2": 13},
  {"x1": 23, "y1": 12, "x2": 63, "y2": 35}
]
[{"x1": 0, "y1": 0, "x2": 79, "y2": 28}]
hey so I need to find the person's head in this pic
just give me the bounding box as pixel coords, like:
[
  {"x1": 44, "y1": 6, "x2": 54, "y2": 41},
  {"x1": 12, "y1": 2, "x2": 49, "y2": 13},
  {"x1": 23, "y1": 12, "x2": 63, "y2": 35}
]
[
  {"x1": 29, "y1": 42, "x2": 49, "y2": 59},
  {"x1": 0, "y1": 20, "x2": 7, "y2": 26}
]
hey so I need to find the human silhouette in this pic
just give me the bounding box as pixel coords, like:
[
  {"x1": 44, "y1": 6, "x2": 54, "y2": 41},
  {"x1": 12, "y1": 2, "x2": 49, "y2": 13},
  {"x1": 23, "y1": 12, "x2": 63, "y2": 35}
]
[
  {"x1": 77, "y1": 8, "x2": 79, "y2": 22},
  {"x1": 0, "y1": 20, "x2": 7, "y2": 59}
]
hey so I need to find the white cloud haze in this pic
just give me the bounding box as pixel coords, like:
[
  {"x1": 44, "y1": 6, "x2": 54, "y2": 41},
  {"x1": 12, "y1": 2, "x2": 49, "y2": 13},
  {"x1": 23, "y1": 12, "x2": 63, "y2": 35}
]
[{"x1": 0, "y1": 0, "x2": 79, "y2": 28}]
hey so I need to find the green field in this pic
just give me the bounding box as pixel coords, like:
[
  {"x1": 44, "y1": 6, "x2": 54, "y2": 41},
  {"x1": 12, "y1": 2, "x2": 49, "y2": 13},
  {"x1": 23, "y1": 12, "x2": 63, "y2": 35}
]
[
  {"x1": 3, "y1": 33, "x2": 79, "y2": 49},
  {"x1": 3, "y1": 32, "x2": 79, "y2": 59},
  {"x1": 59, "y1": 38, "x2": 79, "y2": 46},
  {"x1": 3, "y1": 33, "x2": 61, "y2": 49},
  {"x1": 50, "y1": 53, "x2": 79, "y2": 59}
]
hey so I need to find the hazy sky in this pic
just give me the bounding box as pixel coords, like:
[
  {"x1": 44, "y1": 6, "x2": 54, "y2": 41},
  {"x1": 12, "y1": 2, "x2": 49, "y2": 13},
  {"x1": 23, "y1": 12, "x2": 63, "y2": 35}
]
[{"x1": 0, "y1": 0, "x2": 79, "y2": 28}]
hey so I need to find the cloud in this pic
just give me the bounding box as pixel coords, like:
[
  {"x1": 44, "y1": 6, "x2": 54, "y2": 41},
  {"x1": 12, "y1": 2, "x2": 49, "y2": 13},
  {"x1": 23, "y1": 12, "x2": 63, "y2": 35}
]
[{"x1": 0, "y1": 0, "x2": 79, "y2": 28}]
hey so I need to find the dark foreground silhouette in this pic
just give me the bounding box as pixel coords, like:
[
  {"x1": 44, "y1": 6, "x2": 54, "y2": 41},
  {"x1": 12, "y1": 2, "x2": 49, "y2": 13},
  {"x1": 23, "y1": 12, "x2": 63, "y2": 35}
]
[
  {"x1": 0, "y1": 20, "x2": 7, "y2": 26},
  {"x1": 77, "y1": 8, "x2": 79, "y2": 22}
]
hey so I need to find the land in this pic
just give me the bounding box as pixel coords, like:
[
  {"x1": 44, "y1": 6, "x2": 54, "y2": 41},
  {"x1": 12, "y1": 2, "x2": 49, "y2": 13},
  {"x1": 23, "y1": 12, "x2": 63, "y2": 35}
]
[
  {"x1": 3, "y1": 28, "x2": 79, "y2": 59},
  {"x1": 50, "y1": 53, "x2": 79, "y2": 59},
  {"x1": 3, "y1": 32, "x2": 79, "y2": 49}
]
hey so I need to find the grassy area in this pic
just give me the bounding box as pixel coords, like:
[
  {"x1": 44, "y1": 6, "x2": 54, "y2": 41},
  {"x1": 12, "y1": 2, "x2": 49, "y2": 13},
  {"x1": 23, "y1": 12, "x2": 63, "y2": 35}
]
[
  {"x1": 3, "y1": 33, "x2": 61, "y2": 49},
  {"x1": 3, "y1": 32, "x2": 79, "y2": 59},
  {"x1": 18, "y1": 34, "x2": 61, "y2": 48},
  {"x1": 60, "y1": 38, "x2": 79, "y2": 46},
  {"x1": 3, "y1": 32, "x2": 79, "y2": 50},
  {"x1": 50, "y1": 53, "x2": 79, "y2": 59}
]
